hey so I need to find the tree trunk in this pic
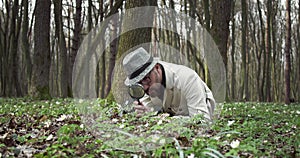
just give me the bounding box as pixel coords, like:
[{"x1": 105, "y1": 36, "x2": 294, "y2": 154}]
[
  {"x1": 54, "y1": 0, "x2": 68, "y2": 97},
  {"x1": 8, "y1": 0, "x2": 22, "y2": 96},
  {"x1": 203, "y1": 0, "x2": 212, "y2": 89},
  {"x1": 271, "y1": 2, "x2": 278, "y2": 101},
  {"x1": 21, "y1": 0, "x2": 32, "y2": 95},
  {"x1": 284, "y1": 0, "x2": 291, "y2": 104},
  {"x1": 70, "y1": 0, "x2": 82, "y2": 97},
  {"x1": 0, "y1": 9, "x2": 3, "y2": 95},
  {"x1": 30, "y1": 0, "x2": 51, "y2": 99},
  {"x1": 265, "y1": 0, "x2": 272, "y2": 102},
  {"x1": 1, "y1": 1, "x2": 10, "y2": 96},
  {"x1": 257, "y1": 0, "x2": 265, "y2": 101},
  {"x1": 231, "y1": 0, "x2": 236, "y2": 101},
  {"x1": 99, "y1": 0, "x2": 105, "y2": 98},
  {"x1": 297, "y1": 0, "x2": 300, "y2": 102},
  {"x1": 241, "y1": 0, "x2": 248, "y2": 101},
  {"x1": 111, "y1": 0, "x2": 157, "y2": 102},
  {"x1": 87, "y1": 0, "x2": 93, "y2": 32},
  {"x1": 117, "y1": 0, "x2": 157, "y2": 56},
  {"x1": 210, "y1": 0, "x2": 231, "y2": 100},
  {"x1": 203, "y1": 0, "x2": 210, "y2": 32},
  {"x1": 105, "y1": 0, "x2": 118, "y2": 98},
  {"x1": 211, "y1": 0, "x2": 231, "y2": 70}
]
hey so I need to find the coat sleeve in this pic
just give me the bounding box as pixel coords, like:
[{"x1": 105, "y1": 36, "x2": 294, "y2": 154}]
[{"x1": 182, "y1": 71, "x2": 212, "y2": 121}]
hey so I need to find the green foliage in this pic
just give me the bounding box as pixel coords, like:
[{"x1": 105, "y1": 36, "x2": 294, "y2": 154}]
[{"x1": 0, "y1": 99, "x2": 299, "y2": 157}]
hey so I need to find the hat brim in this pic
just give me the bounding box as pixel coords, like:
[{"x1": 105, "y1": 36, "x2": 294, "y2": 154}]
[{"x1": 124, "y1": 58, "x2": 160, "y2": 86}]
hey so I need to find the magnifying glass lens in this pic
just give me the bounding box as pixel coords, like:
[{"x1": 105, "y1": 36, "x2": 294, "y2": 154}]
[{"x1": 128, "y1": 84, "x2": 145, "y2": 100}]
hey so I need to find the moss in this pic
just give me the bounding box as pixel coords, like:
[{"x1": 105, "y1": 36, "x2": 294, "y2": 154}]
[
  {"x1": 105, "y1": 92, "x2": 115, "y2": 103},
  {"x1": 36, "y1": 86, "x2": 52, "y2": 100}
]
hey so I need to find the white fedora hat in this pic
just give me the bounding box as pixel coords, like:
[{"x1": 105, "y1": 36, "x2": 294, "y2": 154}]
[{"x1": 123, "y1": 47, "x2": 159, "y2": 86}]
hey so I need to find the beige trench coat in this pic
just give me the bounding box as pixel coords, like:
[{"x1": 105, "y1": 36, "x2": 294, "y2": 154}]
[{"x1": 141, "y1": 61, "x2": 216, "y2": 120}]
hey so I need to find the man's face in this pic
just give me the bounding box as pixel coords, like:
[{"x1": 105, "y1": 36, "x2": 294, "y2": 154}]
[{"x1": 138, "y1": 64, "x2": 164, "y2": 98}]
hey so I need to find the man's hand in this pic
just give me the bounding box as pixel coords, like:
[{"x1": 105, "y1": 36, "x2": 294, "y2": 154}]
[{"x1": 133, "y1": 101, "x2": 151, "y2": 117}]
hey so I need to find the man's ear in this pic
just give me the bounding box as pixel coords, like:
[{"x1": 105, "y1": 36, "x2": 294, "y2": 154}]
[
  {"x1": 154, "y1": 63, "x2": 160, "y2": 69},
  {"x1": 154, "y1": 64, "x2": 162, "y2": 74}
]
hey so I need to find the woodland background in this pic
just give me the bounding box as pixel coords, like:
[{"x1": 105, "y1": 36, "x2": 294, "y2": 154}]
[{"x1": 0, "y1": 0, "x2": 299, "y2": 104}]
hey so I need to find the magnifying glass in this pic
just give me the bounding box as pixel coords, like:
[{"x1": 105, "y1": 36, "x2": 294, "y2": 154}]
[{"x1": 128, "y1": 84, "x2": 145, "y2": 104}]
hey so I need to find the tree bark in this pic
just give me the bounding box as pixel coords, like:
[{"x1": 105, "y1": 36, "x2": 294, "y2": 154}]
[
  {"x1": 271, "y1": 2, "x2": 278, "y2": 101},
  {"x1": 70, "y1": 0, "x2": 82, "y2": 97},
  {"x1": 30, "y1": 0, "x2": 51, "y2": 99},
  {"x1": 241, "y1": 0, "x2": 248, "y2": 101},
  {"x1": 8, "y1": 0, "x2": 22, "y2": 96},
  {"x1": 284, "y1": 0, "x2": 291, "y2": 104},
  {"x1": 231, "y1": 0, "x2": 236, "y2": 101},
  {"x1": 257, "y1": 0, "x2": 265, "y2": 101},
  {"x1": 203, "y1": 0, "x2": 210, "y2": 32},
  {"x1": 111, "y1": 0, "x2": 157, "y2": 102},
  {"x1": 265, "y1": 0, "x2": 272, "y2": 102},
  {"x1": 105, "y1": 0, "x2": 118, "y2": 98},
  {"x1": 210, "y1": 0, "x2": 231, "y2": 100},
  {"x1": 298, "y1": 0, "x2": 300, "y2": 102},
  {"x1": 117, "y1": 0, "x2": 157, "y2": 56},
  {"x1": 211, "y1": 0, "x2": 231, "y2": 69},
  {"x1": 21, "y1": 0, "x2": 32, "y2": 95},
  {"x1": 53, "y1": 0, "x2": 68, "y2": 97}
]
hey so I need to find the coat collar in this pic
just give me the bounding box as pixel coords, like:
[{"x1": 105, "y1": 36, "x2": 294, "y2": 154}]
[
  {"x1": 159, "y1": 61, "x2": 175, "y2": 89},
  {"x1": 159, "y1": 61, "x2": 175, "y2": 108}
]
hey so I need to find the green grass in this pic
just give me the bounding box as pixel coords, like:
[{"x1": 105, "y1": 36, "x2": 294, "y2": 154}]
[{"x1": 0, "y1": 98, "x2": 299, "y2": 157}]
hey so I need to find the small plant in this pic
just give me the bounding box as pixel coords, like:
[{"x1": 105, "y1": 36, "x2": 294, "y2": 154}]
[{"x1": 0, "y1": 99, "x2": 299, "y2": 157}]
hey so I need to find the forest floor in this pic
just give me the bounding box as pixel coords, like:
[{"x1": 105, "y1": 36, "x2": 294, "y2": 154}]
[{"x1": 0, "y1": 98, "x2": 299, "y2": 157}]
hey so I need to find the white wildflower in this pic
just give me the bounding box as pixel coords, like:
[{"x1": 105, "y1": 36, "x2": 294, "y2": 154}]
[
  {"x1": 44, "y1": 120, "x2": 51, "y2": 128},
  {"x1": 80, "y1": 124, "x2": 84, "y2": 129},
  {"x1": 157, "y1": 120, "x2": 163, "y2": 125},
  {"x1": 187, "y1": 153, "x2": 195, "y2": 158},
  {"x1": 230, "y1": 140, "x2": 240, "y2": 148},
  {"x1": 112, "y1": 118, "x2": 118, "y2": 123},
  {"x1": 56, "y1": 114, "x2": 67, "y2": 121},
  {"x1": 119, "y1": 124, "x2": 125, "y2": 128},
  {"x1": 214, "y1": 136, "x2": 221, "y2": 140},
  {"x1": 227, "y1": 120, "x2": 235, "y2": 126},
  {"x1": 144, "y1": 123, "x2": 149, "y2": 127}
]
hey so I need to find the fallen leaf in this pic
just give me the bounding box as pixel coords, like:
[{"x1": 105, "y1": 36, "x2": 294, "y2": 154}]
[
  {"x1": 39, "y1": 115, "x2": 48, "y2": 122},
  {"x1": 46, "y1": 134, "x2": 53, "y2": 141}
]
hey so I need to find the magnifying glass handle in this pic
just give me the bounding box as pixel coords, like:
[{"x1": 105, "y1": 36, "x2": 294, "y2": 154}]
[{"x1": 137, "y1": 99, "x2": 142, "y2": 105}]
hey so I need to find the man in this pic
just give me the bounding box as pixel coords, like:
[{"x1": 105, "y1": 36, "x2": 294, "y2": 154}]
[{"x1": 122, "y1": 47, "x2": 216, "y2": 121}]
